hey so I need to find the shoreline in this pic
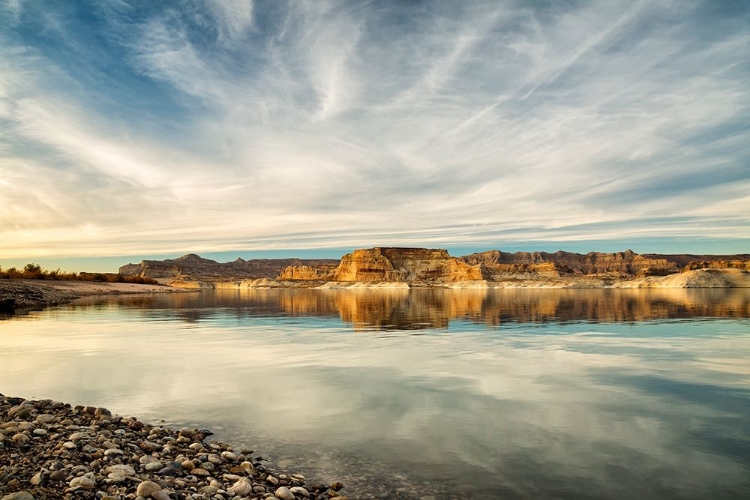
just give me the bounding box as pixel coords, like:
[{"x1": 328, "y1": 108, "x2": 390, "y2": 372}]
[
  {"x1": 3, "y1": 268, "x2": 749, "y2": 318},
  {"x1": 0, "y1": 394, "x2": 346, "y2": 500},
  {"x1": 188, "y1": 268, "x2": 750, "y2": 290},
  {"x1": 0, "y1": 280, "x2": 191, "y2": 316}
]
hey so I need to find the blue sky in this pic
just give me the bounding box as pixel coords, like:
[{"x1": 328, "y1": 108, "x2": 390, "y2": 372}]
[{"x1": 1, "y1": 0, "x2": 749, "y2": 272}]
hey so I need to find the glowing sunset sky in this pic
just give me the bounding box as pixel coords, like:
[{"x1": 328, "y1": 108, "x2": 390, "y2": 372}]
[{"x1": 1, "y1": 1, "x2": 748, "y2": 271}]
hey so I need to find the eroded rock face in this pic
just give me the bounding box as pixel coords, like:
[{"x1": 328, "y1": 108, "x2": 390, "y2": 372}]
[
  {"x1": 333, "y1": 248, "x2": 483, "y2": 284},
  {"x1": 119, "y1": 254, "x2": 339, "y2": 282},
  {"x1": 460, "y1": 250, "x2": 678, "y2": 277},
  {"x1": 682, "y1": 260, "x2": 750, "y2": 272},
  {"x1": 278, "y1": 265, "x2": 338, "y2": 281}
]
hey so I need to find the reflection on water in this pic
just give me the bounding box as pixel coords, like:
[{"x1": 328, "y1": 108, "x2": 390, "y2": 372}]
[
  {"x1": 2, "y1": 288, "x2": 750, "y2": 499},
  {"x1": 70, "y1": 287, "x2": 750, "y2": 328}
]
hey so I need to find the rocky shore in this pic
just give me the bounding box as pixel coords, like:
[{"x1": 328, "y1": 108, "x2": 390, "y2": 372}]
[
  {"x1": 0, "y1": 281, "x2": 184, "y2": 316},
  {"x1": 0, "y1": 395, "x2": 346, "y2": 500}
]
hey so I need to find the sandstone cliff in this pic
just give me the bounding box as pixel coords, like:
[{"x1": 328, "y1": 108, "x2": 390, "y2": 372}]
[
  {"x1": 460, "y1": 249, "x2": 678, "y2": 277},
  {"x1": 120, "y1": 248, "x2": 750, "y2": 288},
  {"x1": 119, "y1": 254, "x2": 339, "y2": 283},
  {"x1": 282, "y1": 247, "x2": 483, "y2": 284},
  {"x1": 682, "y1": 260, "x2": 750, "y2": 271},
  {"x1": 277, "y1": 265, "x2": 338, "y2": 280}
]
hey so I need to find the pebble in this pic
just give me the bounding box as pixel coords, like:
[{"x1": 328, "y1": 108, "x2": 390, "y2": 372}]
[
  {"x1": 69, "y1": 476, "x2": 95, "y2": 490},
  {"x1": 1, "y1": 493, "x2": 35, "y2": 500},
  {"x1": 290, "y1": 486, "x2": 311, "y2": 498},
  {"x1": 0, "y1": 394, "x2": 345, "y2": 500},
  {"x1": 274, "y1": 486, "x2": 295, "y2": 500},
  {"x1": 12, "y1": 434, "x2": 30, "y2": 445},
  {"x1": 144, "y1": 461, "x2": 164, "y2": 472},
  {"x1": 136, "y1": 480, "x2": 161, "y2": 497},
  {"x1": 109, "y1": 464, "x2": 136, "y2": 476}
]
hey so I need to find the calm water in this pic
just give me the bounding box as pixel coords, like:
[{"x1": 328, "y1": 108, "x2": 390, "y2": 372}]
[{"x1": 2, "y1": 288, "x2": 750, "y2": 499}]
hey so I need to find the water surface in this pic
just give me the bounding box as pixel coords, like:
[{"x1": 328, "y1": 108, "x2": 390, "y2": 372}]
[{"x1": 2, "y1": 288, "x2": 749, "y2": 499}]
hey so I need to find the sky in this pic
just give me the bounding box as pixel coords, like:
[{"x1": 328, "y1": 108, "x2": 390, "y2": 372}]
[{"x1": 1, "y1": 0, "x2": 749, "y2": 272}]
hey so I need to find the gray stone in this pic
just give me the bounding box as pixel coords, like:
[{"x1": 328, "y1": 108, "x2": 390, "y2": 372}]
[
  {"x1": 49, "y1": 470, "x2": 67, "y2": 481},
  {"x1": 144, "y1": 461, "x2": 164, "y2": 472},
  {"x1": 108, "y1": 464, "x2": 135, "y2": 476},
  {"x1": 69, "y1": 476, "x2": 95, "y2": 490},
  {"x1": 35, "y1": 414, "x2": 56, "y2": 424}
]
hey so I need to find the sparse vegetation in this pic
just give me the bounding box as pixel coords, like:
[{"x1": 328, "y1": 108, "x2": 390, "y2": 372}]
[{"x1": 0, "y1": 263, "x2": 158, "y2": 284}]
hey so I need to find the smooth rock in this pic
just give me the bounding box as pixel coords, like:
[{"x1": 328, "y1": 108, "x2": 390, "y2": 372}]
[
  {"x1": 108, "y1": 464, "x2": 136, "y2": 476},
  {"x1": 69, "y1": 476, "x2": 96, "y2": 490},
  {"x1": 229, "y1": 479, "x2": 252, "y2": 496},
  {"x1": 49, "y1": 470, "x2": 67, "y2": 481},
  {"x1": 1, "y1": 492, "x2": 35, "y2": 500},
  {"x1": 32, "y1": 429, "x2": 47, "y2": 436},
  {"x1": 136, "y1": 480, "x2": 162, "y2": 498},
  {"x1": 11, "y1": 433, "x2": 29, "y2": 445},
  {"x1": 35, "y1": 414, "x2": 55, "y2": 424},
  {"x1": 151, "y1": 492, "x2": 171, "y2": 500},
  {"x1": 274, "y1": 486, "x2": 295, "y2": 500},
  {"x1": 266, "y1": 475, "x2": 279, "y2": 486},
  {"x1": 144, "y1": 461, "x2": 164, "y2": 472},
  {"x1": 290, "y1": 486, "x2": 310, "y2": 498}
]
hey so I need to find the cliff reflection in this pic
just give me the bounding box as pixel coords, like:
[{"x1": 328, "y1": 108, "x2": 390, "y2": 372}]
[{"x1": 69, "y1": 288, "x2": 750, "y2": 329}]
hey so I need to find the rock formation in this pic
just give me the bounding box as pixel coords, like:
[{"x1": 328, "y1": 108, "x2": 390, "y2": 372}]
[
  {"x1": 281, "y1": 247, "x2": 484, "y2": 284},
  {"x1": 682, "y1": 260, "x2": 750, "y2": 271},
  {"x1": 460, "y1": 249, "x2": 678, "y2": 277},
  {"x1": 119, "y1": 254, "x2": 339, "y2": 283},
  {"x1": 120, "y1": 248, "x2": 750, "y2": 288},
  {"x1": 277, "y1": 265, "x2": 338, "y2": 281}
]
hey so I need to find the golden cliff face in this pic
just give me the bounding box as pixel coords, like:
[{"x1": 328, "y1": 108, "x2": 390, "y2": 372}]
[
  {"x1": 683, "y1": 260, "x2": 750, "y2": 271},
  {"x1": 335, "y1": 247, "x2": 483, "y2": 283},
  {"x1": 278, "y1": 265, "x2": 337, "y2": 281},
  {"x1": 335, "y1": 248, "x2": 403, "y2": 282},
  {"x1": 460, "y1": 249, "x2": 679, "y2": 277},
  {"x1": 280, "y1": 247, "x2": 483, "y2": 283}
]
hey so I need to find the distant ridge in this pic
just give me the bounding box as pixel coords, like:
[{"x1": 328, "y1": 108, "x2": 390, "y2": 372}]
[
  {"x1": 119, "y1": 248, "x2": 750, "y2": 286},
  {"x1": 118, "y1": 255, "x2": 339, "y2": 281}
]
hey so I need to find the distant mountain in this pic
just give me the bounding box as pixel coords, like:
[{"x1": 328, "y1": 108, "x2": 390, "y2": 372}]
[
  {"x1": 119, "y1": 248, "x2": 750, "y2": 285},
  {"x1": 118, "y1": 254, "x2": 340, "y2": 282}
]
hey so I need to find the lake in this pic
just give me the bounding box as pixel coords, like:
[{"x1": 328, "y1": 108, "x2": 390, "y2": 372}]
[{"x1": 2, "y1": 288, "x2": 750, "y2": 499}]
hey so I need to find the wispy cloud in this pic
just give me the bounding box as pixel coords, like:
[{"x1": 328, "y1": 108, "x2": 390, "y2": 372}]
[{"x1": 1, "y1": 0, "x2": 749, "y2": 261}]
